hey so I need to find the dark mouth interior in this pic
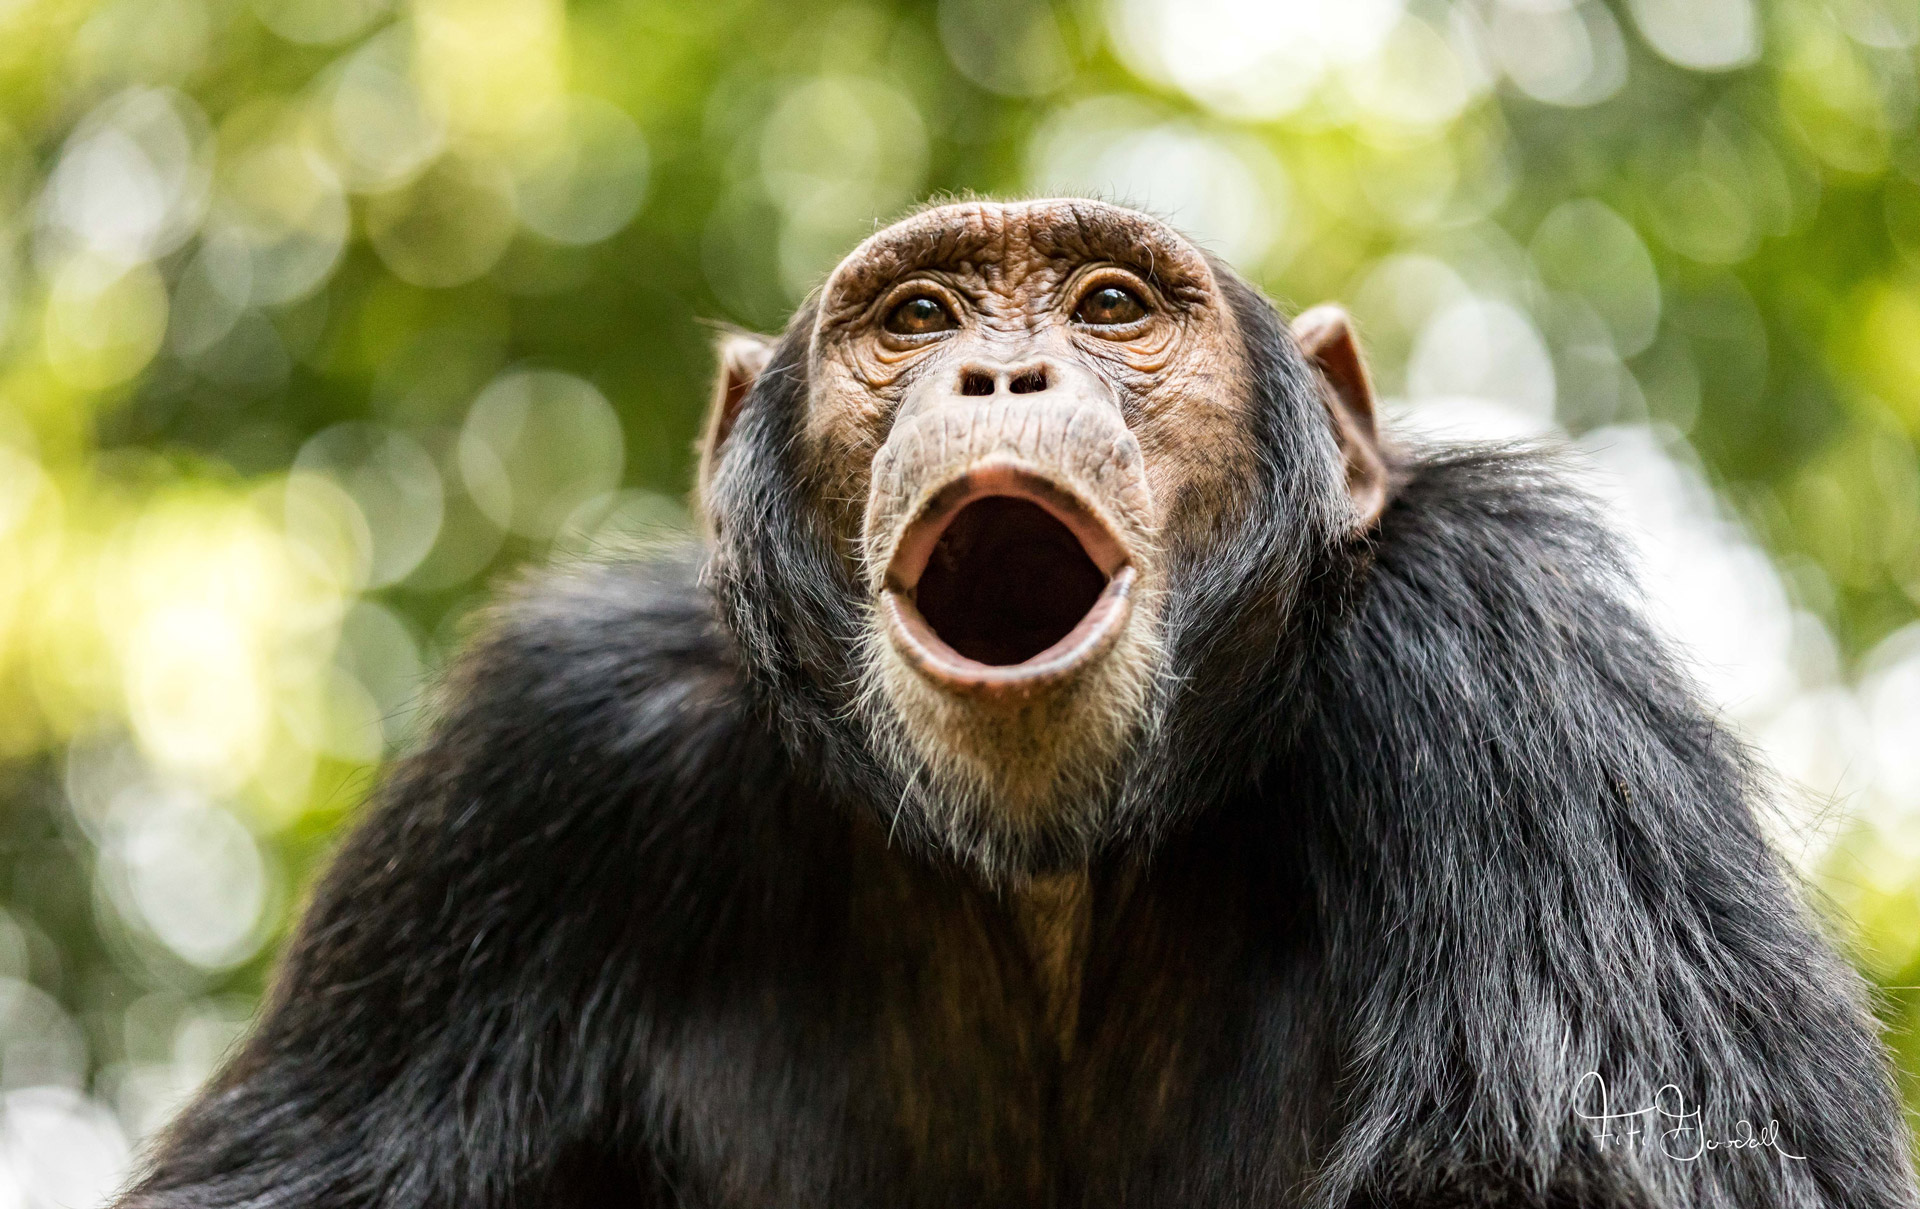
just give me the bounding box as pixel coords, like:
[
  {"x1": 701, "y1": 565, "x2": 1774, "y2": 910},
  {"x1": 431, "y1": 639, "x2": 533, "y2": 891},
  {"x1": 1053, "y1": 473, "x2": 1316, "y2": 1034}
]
[{"x1": 913, "y1": 496, "x2": 1108, "y2": 666}]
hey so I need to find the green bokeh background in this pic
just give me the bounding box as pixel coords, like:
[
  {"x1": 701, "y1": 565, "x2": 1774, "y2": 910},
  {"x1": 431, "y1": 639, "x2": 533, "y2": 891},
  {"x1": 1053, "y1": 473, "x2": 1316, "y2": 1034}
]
[{"x1": 0, "y1": 0, "x2": 1916, "y2": 1194}]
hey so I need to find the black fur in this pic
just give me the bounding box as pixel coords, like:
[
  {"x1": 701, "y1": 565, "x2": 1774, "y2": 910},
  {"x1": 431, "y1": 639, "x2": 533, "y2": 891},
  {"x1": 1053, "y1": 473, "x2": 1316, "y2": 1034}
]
[{"x1": 116, "y1": 264, "x2": 1918, "y2": 1207}]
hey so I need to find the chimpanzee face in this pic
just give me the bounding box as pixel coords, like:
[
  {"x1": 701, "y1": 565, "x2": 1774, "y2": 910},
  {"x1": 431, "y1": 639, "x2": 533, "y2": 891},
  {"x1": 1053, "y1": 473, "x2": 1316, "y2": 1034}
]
[
  {"x1": 704, "y1": 199, "x2": 1384, "y2": 876},
  {"x1": 814, "y1": 202, "x2": 1261, "y2": 821}
]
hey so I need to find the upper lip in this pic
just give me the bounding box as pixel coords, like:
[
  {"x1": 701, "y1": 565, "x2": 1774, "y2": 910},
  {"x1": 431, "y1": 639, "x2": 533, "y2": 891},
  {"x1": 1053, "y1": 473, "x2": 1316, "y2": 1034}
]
[{"x1": 880, "y1": 461, "x2": 1136, "y2": 699}]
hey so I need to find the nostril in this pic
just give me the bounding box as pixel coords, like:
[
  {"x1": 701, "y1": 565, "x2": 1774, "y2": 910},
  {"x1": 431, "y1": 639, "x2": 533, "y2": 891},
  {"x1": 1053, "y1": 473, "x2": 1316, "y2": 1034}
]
[
  {"x1": 959, "y1": 370, "x2": 996, "y2": 396},
  {"x1": 1008, "y1": 367, "x2": 1048, "y2": 395}
]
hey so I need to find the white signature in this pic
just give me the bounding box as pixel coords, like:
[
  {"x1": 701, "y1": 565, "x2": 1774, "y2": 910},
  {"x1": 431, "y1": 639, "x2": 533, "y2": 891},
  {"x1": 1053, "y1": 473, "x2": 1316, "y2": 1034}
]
[{"x1": 1574, "y1": 1072, "x2": 1806, "y2": 1162}]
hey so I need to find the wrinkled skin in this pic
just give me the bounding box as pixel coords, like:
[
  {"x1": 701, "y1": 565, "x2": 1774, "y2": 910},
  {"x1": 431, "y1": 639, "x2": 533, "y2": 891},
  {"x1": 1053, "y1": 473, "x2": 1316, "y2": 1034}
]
[
  {"x1": 706, "y1": 199, "x2": 1380, "y2": 877},
  {"x1": 804, "y1": 201, "x2": 1264, "y2": 552}
]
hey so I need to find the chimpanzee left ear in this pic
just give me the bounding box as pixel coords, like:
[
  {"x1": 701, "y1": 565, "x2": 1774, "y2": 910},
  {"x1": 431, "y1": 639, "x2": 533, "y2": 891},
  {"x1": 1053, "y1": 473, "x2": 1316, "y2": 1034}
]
[
  {"x1": 1290, "y1": 304, "x2": 1389, "y2": 530},
  {"x1": 695, "y1": 330, "x2": 776, "y2": 527}
]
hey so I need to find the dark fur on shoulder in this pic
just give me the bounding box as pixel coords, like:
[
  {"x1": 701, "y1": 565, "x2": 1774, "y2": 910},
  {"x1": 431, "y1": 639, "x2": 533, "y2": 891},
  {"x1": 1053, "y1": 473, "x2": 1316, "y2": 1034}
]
[
  {"x1": 115, "y1": 258, "x2": 1917, "y2": 1207},
  {"x1": 1289, "y1": 449, "x2": 1913, "y2": 1206}
]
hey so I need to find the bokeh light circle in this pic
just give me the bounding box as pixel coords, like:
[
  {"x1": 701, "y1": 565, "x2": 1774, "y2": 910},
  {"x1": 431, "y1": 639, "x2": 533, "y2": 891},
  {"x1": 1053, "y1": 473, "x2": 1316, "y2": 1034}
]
[{"x1": 458, "y1": 369, "x2": 625, "y2": 540}]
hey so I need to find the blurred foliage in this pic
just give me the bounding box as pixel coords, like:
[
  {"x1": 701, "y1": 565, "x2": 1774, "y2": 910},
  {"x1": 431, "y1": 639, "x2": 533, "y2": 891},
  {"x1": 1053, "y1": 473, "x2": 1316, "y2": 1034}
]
[{"x1": 0, "y1": 0, "x2": 1916, "y2": 1195}]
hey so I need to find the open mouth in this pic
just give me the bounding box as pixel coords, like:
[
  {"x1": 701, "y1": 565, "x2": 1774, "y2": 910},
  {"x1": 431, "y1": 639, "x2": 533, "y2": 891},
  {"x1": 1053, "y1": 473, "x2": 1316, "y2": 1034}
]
[{"x1": 881, "y1": 464, "x2": 1135, "y2": 696}]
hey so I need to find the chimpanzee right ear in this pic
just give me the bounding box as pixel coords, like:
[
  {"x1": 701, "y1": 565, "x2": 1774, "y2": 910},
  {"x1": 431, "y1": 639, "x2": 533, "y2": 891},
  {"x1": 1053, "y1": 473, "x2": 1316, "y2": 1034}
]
[
  {"x1": 695, "y1": 330, "x2": 776, "y2": 526},
  {"x1": 1289, "y1": 305, "x2": 1389, "y2": 530}
]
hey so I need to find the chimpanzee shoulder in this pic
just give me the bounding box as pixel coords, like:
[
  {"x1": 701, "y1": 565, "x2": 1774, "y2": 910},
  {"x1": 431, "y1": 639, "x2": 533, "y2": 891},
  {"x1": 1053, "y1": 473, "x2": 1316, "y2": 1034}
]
[
  {"x1": 305, "y1": 546, "x2": 780, "y2": 953},
  {"x1": 1269, "y1": 444, "x2": 1914, "y2": 1208},
  {"x1": 255, "y1": 545, "x2": 830, "y2": 1079},
  {"x1": 443, "y1": 547, "x2": 742, "y2": 741},
  {"x1": 119, "y1": 548, "x2": 811, "y2": 1208}
]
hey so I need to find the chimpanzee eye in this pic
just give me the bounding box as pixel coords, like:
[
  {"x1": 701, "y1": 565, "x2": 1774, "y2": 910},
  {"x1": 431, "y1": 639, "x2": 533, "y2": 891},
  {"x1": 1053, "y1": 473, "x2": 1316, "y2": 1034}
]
[
  {"x1": 884, "y1": 295, "x2": 957, "y2": 336},
  {"x1": 1073, "y1": 285, "x2": 1148, "y2": 327}
]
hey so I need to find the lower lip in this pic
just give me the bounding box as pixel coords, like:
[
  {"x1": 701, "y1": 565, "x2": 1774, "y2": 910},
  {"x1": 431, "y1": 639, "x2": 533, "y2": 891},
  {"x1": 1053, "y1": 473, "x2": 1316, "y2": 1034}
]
[{"x1": 881, "y1": 567, "x2": 1135, "y2": 698}]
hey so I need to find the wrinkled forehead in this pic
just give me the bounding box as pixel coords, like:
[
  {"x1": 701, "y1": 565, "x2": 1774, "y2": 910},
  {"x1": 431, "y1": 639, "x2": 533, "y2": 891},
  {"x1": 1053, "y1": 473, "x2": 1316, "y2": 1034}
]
[{"x1": 817, "y1": 199, "x2": 1214, "y2": 328}]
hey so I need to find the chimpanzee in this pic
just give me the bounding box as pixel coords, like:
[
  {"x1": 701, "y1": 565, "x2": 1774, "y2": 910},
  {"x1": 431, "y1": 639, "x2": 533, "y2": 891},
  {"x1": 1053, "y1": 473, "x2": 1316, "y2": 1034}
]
[{"x1": 117, "y1": 200, "x2": 1917, "y2": 1208}]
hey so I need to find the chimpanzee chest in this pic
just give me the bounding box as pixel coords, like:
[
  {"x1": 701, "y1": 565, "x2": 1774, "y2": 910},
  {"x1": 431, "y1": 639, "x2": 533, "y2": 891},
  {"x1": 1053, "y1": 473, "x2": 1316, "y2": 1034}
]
[{"x1": 638, "y1": 834, "x2": 1330, "y2": 1208}]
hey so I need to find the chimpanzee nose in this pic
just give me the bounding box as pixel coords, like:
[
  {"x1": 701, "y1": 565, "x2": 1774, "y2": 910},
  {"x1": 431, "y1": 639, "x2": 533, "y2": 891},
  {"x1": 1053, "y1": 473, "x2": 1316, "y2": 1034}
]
[
  {"x1": 956, "y1": 362, "x2": 1053, "y2": 397},
  {"x1": 891, "y1": 354, "x2": 1116, "y2": 430}
]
